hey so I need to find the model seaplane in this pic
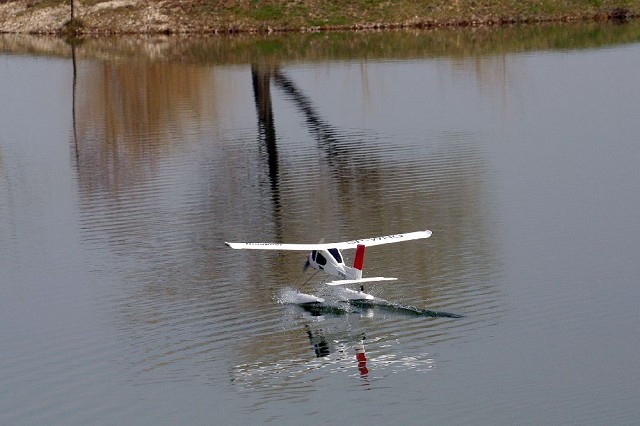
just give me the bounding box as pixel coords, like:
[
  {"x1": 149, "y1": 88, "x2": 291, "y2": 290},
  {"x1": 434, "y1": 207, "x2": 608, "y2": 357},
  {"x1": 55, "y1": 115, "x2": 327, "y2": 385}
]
[{"x1": 225, "y1": 229, "x2": 432, "y2": 303}]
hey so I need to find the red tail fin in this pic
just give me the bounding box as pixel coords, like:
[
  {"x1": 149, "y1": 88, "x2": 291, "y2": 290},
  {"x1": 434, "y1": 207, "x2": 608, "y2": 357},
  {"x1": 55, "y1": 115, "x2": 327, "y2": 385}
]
[{"x1": 353, "y1": 244, "x2": 366, "y2": 271}]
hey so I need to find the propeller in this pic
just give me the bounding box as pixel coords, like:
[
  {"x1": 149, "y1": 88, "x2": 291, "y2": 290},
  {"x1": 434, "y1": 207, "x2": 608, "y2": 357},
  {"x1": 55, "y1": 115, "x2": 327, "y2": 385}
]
[{"x1": 302, "y1": 238, "x2": 324, "y2": 273}]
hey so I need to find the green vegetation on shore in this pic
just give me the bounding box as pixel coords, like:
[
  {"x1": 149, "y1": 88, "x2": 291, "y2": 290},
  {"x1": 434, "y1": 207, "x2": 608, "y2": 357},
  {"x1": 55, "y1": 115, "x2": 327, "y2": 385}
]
[
  {"x1": 1, "y1": 0, "x2": 638, "y2": 35},
  {"x1": 187, "y1": 0, "x2": 638, "y2": 28}
]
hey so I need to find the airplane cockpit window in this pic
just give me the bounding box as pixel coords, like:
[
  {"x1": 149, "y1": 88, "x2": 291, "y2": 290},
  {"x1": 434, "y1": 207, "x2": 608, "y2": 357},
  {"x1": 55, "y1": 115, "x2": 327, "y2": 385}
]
[
  {"x1": 328, "y1": 248, "x2": 342, "y2": 264},
  {"x1": 316, "y1": 252, "x2": 327, "y2": 266},
  {"x1": 311, "y1": 250, "x2": 317, "y2": 262}
]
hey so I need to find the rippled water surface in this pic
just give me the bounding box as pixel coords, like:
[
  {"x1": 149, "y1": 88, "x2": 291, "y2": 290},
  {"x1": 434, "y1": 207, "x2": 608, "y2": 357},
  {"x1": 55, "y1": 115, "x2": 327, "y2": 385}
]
[{"x1": 2, "y1": 24, "x2": 640, "y2": 424}]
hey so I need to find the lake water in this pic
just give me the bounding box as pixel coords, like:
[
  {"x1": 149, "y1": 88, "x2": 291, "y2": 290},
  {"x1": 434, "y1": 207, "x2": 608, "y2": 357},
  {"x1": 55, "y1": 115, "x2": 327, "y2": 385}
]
[{"x1": 1, "y1": 23, "x2": 640, "y2": 424}]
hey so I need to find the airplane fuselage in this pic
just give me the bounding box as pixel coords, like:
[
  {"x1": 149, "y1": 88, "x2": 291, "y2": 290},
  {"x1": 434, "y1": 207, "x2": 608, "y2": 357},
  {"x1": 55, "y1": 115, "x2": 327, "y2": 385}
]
[
  {"x1": 306, "y1": 245, "x2": 365, "y2": 281},
  {"x1": 307, "y1": 248, "x2": 349, "y2": 279}
]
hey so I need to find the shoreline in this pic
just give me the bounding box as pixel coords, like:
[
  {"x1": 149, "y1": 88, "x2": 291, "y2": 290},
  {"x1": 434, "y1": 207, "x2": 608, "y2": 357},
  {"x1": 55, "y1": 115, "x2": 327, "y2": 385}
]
[{"x1": 0, "y1": 1, "x2": 637, "y2": 36}]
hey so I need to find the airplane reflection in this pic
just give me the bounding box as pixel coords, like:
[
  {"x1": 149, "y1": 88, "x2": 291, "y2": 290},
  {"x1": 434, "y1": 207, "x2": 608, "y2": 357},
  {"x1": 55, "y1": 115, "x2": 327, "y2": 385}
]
[
  {"x1": 231, "y1": 300, "x2": 446, "y2": 390},
  {"x1": 305, "y1": 324, "x2": 331, "y2": 358},
  {"x1": 355, "y1": 339, "x2": 368, "y2": 376},
  {"x1": 305, "y1": 324, "x2": 369, "y2": 378},
  {"x1": 294, "y1": 294, "x2": 460, "y2": 379}
]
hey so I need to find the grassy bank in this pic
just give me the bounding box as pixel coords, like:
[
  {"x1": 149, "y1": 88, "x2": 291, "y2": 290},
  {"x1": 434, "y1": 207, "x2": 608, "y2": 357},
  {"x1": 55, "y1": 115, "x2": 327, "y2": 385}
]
[{"x1": 0, "y1": 0, "x2": 638, "y2": 34}]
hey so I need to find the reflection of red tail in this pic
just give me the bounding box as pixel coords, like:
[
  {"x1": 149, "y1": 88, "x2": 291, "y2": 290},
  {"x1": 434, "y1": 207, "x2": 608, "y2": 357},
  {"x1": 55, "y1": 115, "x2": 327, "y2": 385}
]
[
  {"x1": 353, "y1": 244, "x2": 366, "y2": 280},
  {"x1": 355, "y1": 341, "x2": 368, "y2": 376}
]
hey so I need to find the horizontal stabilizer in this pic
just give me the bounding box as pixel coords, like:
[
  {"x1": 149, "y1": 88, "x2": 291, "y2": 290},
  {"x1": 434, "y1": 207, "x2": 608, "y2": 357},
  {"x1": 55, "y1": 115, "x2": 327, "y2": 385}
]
[{"x1": 326, "y1": 277, "x2": 397, "y2": 286}]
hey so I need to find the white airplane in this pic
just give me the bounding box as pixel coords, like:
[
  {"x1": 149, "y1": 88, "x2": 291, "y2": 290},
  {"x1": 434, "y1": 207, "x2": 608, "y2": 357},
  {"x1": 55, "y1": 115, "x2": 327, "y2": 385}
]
[{"x1": 225, "y1": 229, "x2": 432, "y2": 302}]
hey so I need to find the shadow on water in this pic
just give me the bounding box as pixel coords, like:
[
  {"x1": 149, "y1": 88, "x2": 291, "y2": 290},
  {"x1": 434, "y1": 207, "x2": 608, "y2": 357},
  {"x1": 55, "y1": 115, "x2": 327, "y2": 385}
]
[{"x1": 294, "y1": 298, "x2": 464, "y2": 318}]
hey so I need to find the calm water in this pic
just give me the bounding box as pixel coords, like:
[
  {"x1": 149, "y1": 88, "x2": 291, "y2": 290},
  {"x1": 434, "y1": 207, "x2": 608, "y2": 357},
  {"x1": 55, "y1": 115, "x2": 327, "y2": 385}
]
[{"x1": 2, "y1": 24, "x2": 640, "y2": 424}]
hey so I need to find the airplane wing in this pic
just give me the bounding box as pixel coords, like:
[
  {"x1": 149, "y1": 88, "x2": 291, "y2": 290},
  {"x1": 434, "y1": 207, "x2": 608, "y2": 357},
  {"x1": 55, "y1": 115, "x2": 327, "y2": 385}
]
[
  {"x1": 225, "y1": 241, "x2": 331, "y2": 250},
  {"x1": 225, "y1": 229, "x2": 432, "y2": 250}
]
